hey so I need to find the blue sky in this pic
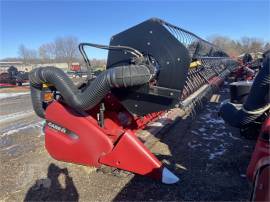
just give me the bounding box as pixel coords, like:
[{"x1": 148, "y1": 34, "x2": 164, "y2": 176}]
[{"x1": 1, "y1": 0, "x2": 269, "y2": 59}]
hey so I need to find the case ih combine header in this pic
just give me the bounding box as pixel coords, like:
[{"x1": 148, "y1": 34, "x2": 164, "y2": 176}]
[{"x1": 29, "y1": 18, "x2": 237, "y2": 184}]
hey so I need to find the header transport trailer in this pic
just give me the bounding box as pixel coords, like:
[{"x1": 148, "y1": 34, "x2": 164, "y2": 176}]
[{"x1": 29, "y1": 18, "x2": 237, "y2": 184}]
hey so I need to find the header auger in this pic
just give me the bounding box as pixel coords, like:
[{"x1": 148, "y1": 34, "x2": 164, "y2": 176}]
[{"x1": 29, "y1": 18, "x2": 237, "y2": 184}]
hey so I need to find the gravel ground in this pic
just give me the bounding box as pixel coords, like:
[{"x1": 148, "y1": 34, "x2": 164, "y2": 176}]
[{"x1": 0, "y1": 85, "x2": 254, "y2": 201}]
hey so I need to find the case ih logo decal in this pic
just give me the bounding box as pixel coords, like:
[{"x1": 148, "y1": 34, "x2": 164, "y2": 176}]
[{"x1": 47, "y1": 122, "x2": 67, "y2": 133}]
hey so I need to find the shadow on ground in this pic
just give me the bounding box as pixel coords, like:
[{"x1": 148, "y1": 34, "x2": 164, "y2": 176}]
[{"x1": 24, "y1": 163, "x2": 79, "y2": 201}]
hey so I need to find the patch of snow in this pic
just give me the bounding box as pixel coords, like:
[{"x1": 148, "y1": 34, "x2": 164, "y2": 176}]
[
  {"x1": 0, "y1": 110, "x2": 34, "y2": 123},
  {"x1": 207, "y1": 108, "x2": 219, "y2": 113},
  {"x1": 240, "y1": 174, "x2": 246, "y2": 178},
  {"x1": 0, "y1": 144, "x2": 19, "y2": 151},
  {"x1": 191, "y1": 130, "x2": 199, "y2": 135},
  {"x1": 209, "y1": 149, "x2": 226, "y2": 160},
  {"x1": 149, "y1": 122, "x2": 164, "y2": 127},
  {"x1": 198, "y1": 128, "x2": 207, "y2": 132},
  {"x1": 228, "y1": 132, "x2": 241, "y2": 140},
  {"x1": 185, "y1": 97, "x2": 241, "y2": 160},
  {"x1": 188, "y1": 141, "x2": 202, "y2": 149},
  {"x1": 202, "y1": 136, "x2": 217, "y2": 140},
  {"x1": 205, "y1": 118, "x2": 225, "y2": 124},
  {"x1": 220, "y1": 88, "x2": 230, "y2": 93},
  {"x1": 209, "y1": 144, "x2": 227, "y2": 160},
  {"x1": 1, "y1": 121, "x2": 44, "y2": 136},
  {"x1": 200, "y1": 113, "x2": 212, "y2": 120},
  {"x1": 0, "y1": 92, "x2": 30, "y2": 100},
  {"x1": 212, "y1": 131, "x2": 227, "y2": 137}
]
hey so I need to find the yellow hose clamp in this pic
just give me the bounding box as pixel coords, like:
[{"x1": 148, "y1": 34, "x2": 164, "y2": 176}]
[
  {"x1": 42, "y1": 83, "x2": 53, "y2": 88},
  {"x1": 189, "y1": 61, "x2": 202, "y2": 69}
]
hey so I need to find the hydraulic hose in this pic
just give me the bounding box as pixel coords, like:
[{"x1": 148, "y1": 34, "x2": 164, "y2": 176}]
[
  {"x1": 29, "y1": 65, "x2": 152, "y2": 118},
  {"x1": 220, "y1": 52, "x2": 270, "y2": 127}
]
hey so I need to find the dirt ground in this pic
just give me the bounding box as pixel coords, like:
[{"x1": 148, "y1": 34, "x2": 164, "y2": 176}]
[{"x1": 0, "y1": 84, "x2": 254, "y2": 201}]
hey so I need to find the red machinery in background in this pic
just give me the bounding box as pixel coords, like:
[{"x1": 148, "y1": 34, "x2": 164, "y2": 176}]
[
  {"x1": 220, "y1": 50, "x2": 270, "y2": 201},
  {"x1": 70, "y1": 63, "x2": 81, "y2": 71}
]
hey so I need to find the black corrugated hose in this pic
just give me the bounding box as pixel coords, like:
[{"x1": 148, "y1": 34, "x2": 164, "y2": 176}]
[
  {"x1": 29, "y1": 64, "x2": 152, "y2": 118},
  {"x1": 220, "y1": 51, "x2": 270, "y2": 127}
]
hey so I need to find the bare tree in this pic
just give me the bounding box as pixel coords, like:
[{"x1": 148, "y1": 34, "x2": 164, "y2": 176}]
[
  {"x1": 249, "y1": 39, "x2": 264, "y2": 53},
  {"x1": 39, "y1": 43, "x2": 56, "y2": 63},
  {"x1": 54, "y1": 37, "x2": 79, "y2": 67},
  {"x1": 240, "y1": 37, "x2": 252, "y2": 53},
  {"x1": 90, "y1": 58, "x2": 107, "y2": 69},
  {"x1": 18, "y1": 44, "x2": 38, "y2": 64},
  {"x1": 209, "y1": 35, "x2": 267, "y2": 57},
  {"x1": 209, "y1": 36, "x2": 240, "y2": 57},
  {"x1": 240, "y1": 37, "x2": 264, "y2": 53}
]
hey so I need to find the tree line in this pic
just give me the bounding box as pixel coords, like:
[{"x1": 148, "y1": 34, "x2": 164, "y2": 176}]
[
  {"x1": 209, "y1": 36, "x2": 270, "y2": 57},
  {"x1": 1, "y1": 36, "x2": 269, "y2": 65},
  {"x1": 16, "y1": 36, "x2": 106, "y2": 68}
]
